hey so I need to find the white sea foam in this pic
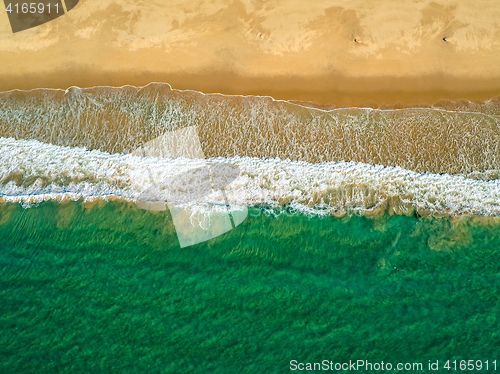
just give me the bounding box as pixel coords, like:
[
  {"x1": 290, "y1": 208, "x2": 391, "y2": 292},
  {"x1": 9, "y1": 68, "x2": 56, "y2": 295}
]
[{"x1": 1, "y1": 137, "x2": 500, "y2": 217}]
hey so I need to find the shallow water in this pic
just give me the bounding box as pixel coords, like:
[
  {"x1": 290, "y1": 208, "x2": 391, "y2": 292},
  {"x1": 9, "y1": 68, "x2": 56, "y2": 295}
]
[{"x1": 1, "y1": 83, "x2": 500, "y2": 177}]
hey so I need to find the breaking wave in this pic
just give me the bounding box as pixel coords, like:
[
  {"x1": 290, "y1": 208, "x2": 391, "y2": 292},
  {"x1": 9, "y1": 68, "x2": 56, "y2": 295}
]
[{"x1": 1, "y1": 137, "x2": 500, "y2": 218}]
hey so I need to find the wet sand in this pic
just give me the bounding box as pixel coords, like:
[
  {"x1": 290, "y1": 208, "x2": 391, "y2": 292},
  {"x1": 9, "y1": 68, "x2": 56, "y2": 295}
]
[
  {"x1": 1, "y1": 0, "x2": 500, "y2": 105},
  {"x1": 1, "y1": 68, "x2": 500, "y2": 108}
]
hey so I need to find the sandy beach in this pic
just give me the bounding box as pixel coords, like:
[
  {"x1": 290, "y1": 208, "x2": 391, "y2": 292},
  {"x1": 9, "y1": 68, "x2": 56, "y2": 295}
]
[{"x1": 1, "y1": 0, "x2": 500, "y2": 105}]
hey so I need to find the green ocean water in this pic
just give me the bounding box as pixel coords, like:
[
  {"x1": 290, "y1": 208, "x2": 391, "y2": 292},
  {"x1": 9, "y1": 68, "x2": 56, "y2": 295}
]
[{"x1": 1, "y1": 200, "x2": 499, "y2": 373}]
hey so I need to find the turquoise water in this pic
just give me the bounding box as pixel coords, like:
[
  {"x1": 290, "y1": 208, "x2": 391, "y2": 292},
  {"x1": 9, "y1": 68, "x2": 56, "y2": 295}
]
[
  {"x1": 1, "y1": 85, "x2": 500, "y2": 372},
  {"x1": 1, "y1": 200, "x2": 499, "y2": 373}
]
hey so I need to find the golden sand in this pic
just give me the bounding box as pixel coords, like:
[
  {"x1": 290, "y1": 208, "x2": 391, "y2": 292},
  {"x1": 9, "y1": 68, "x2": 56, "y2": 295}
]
[{"x1": 1, "y1": 0, "x2": 500, "y2": 105}]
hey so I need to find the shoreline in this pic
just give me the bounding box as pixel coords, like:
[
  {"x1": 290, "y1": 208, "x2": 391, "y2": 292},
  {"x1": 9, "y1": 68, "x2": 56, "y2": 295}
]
[{"x1": 1, "y1": 70, "x2": 500, "y2": 108}]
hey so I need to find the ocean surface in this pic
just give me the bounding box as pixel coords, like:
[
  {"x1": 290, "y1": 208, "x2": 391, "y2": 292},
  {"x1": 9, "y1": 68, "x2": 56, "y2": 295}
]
[{"x1": 1, "y1": 83, "x2": 500, "y2": 373}]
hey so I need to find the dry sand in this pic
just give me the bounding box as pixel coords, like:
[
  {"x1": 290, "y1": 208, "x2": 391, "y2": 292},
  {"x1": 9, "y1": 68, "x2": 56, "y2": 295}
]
[{"x1": 1, "y1": 0, "x2": 500, "y2": 105}]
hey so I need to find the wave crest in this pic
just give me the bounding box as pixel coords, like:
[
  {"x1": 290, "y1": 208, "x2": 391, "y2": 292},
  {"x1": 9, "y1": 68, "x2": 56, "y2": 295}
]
[{"x1": 1, "y1": 138, "x2": 500, "y2": 218}]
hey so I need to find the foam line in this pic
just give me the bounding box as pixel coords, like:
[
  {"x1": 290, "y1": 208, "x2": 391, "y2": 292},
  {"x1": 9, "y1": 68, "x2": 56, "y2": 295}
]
[{"x1": 1, "y1": 137, "x2": 500, "y2": 217}]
